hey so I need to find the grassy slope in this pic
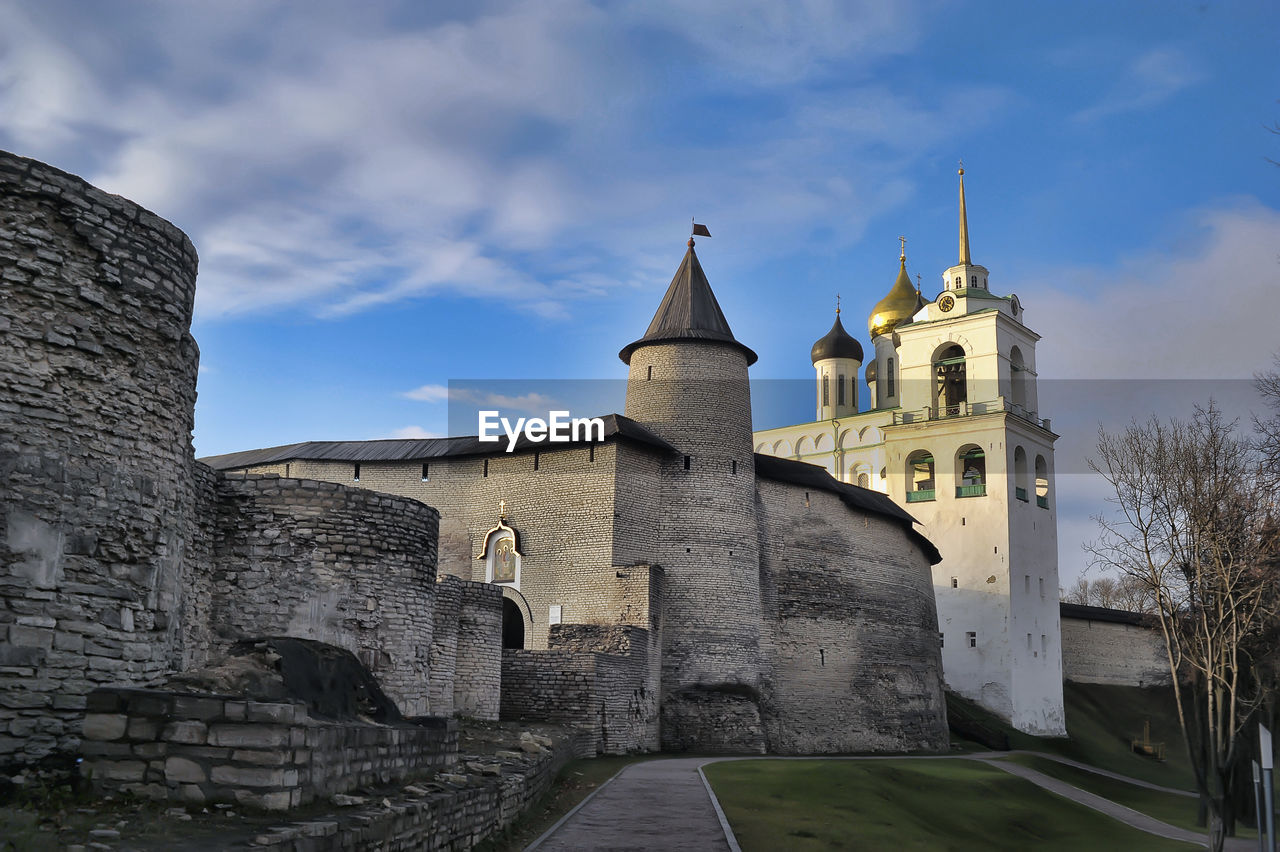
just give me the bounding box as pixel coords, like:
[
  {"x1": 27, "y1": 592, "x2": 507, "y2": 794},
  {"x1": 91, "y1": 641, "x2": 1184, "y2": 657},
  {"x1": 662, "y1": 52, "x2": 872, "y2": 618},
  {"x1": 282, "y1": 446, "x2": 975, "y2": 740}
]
[
  {"x1": 949, "y1": 682, "x2": 1195, "y2": 789},
  {"x1": 704, "y1": 758, "x2": 1198, "y2": 852}
]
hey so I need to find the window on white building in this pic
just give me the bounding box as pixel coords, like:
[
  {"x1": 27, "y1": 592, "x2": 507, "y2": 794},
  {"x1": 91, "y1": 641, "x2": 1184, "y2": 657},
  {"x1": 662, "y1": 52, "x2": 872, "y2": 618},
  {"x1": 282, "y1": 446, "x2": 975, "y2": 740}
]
[{"x1": 966, "y1": 631, "x2": 977, "y2": 648}]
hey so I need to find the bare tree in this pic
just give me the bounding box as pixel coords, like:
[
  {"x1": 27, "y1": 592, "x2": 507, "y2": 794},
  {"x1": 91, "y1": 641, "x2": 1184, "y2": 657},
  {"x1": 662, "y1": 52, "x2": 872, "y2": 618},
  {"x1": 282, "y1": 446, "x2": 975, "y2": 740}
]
[
  {"x1": 1088, "y1": 403, "x2": 1278, "y2": 850},
  {"x1": 1254, "y1": 355, "x2": 1280, "y2": 487},
  {"x1": 1062, "y1": 574, "x2": 1156, "y2": 613}
]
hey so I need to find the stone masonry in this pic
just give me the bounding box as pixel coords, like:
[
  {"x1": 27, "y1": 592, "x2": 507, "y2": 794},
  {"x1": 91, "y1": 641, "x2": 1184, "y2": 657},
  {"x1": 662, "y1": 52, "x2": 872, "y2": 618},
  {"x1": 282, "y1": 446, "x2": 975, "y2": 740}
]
[{"x1": 0, "y1": 149, "x2": 505, "y2": 771}]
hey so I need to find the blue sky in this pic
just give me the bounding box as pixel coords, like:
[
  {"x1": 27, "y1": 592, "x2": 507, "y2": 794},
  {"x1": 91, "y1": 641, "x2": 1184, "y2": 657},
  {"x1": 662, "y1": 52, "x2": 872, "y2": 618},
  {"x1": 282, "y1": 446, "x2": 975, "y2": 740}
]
[{"x1": 2, "y1": 0, "x2": 1278, "y2": 584}]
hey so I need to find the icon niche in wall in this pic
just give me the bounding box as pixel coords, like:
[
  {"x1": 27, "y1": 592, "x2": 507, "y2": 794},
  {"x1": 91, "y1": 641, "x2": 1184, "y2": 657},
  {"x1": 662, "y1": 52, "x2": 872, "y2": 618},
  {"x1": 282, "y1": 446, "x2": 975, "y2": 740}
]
[{"x1": 477, "y1": 499, "x2": 523, "y2": 587}]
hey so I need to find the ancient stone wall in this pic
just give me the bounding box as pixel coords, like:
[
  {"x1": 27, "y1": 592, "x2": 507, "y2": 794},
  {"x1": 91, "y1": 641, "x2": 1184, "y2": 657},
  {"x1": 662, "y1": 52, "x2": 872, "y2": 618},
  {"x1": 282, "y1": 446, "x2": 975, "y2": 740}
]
[
  {"x1": 500, "y1": 623, "x2": 660, "y2": 755},
  {"x1": 0, "y1": 151, "x2": 202, "y2": 765},
  {"x1": 621, "y1": 342, "x2": 765, "y2": 753},
  {"x1": 80, "y1": 686, "x2": 456, "y2": 810},
  {"x1": 450, "y1": 578, "x2": 502, "y2": 720},
  {"x1": 199, "y1": 473, "x2": 440, "y2": 716},
  {"x1": 1060, "y1": 611, "x2": 1170, "y2": 687},
  {"x1": 269, "y1": 446, "x2": 625, "y2": 652},
  {"x1": 755, "y1": 478, "x2": 949, "y2": 753}
]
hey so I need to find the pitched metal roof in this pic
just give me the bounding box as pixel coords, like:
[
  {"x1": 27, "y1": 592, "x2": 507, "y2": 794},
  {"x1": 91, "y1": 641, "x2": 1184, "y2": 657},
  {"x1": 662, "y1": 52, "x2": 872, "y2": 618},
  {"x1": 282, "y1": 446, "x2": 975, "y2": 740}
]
[
  {"x1": 1059, "y1": 602, "x2": 1156, "y2": 628},
  {"x1": 619, "y1": 240, "x2": 758, "y2": 365},
  {"x1": 199, "y1": 413, "x2": 676, "y2": 470},
  {"x1": 753, "y1": 453, "x2": 941, "y2": 564}
]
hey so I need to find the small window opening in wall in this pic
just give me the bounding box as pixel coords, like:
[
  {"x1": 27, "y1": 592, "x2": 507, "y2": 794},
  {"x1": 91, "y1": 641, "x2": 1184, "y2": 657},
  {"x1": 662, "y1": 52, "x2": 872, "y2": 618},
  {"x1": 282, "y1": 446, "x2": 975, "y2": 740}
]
[
  {"x1": 685, "y1": 548, "x2": 691, "y2": 554},
  {"x1": 483, "y1": 459, "x2": 489, "y2": 478},
  {"x1": 683, "y1": 455, "x2": 691, "y2": 471},
  {"x1": 353, "y1": 463, "x2": 361, "y2": 482},
  {"x1": 966, "y1": 631, "x2": 977, "y2": 648},
  {"x1": 938, "y1": 632, "x2": 944, "y2": 647},
  {"x1": 971, "y1": 275, "x2": 977, "y2": 287},
  {"x1": 729, "y1": 550, "x2": 733, "y2": 556},
  {"x1": 533, "y1": 452, "x2": 540, "y2": 471},
  {"x1": 1041, "y1": 634, "x2": 1047, "y2": 653},
  {"x1": 994, "y1": 546, "x2": 998, "y2": 554},
  {"x1": 961, "y1": 517, "x2": 966, "y2": 526},
  {"x1": 731, "y1": 460, "x2": 737, "y2": 475},
  {"x1": 819, "y1": 649, "x2": 825, "y2": 667},
  {"x1": 647, "y1": 365, "x2": 653, "y2": 381},
  {"x1": 285, "y1": 463, "x2": 291, "y2": 477},
  {"x1": 804, "y1": 491, "x2": 810, "y2": 507},
  {"x1": 1024, "y1": 575, "x2": 1030, "y2": 594},
  {"x1": 951, "y1": 577, "x2": 958, "y2": 588},
  {"x1": 421, "y1": 463, "x2": 429, "y2": 481},
  {"x1": 589, "y1": 445, "x2": 595, "y2": 463},
  {"x1": 1026, "y1": 633, "x2": 1032, "y2": 650}
]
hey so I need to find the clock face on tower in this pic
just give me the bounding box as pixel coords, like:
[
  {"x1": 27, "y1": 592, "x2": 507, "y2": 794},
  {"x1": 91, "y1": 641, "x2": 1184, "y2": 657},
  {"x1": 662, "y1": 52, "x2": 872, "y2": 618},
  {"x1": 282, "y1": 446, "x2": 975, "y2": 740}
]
[{"x1": 938, "y1": 294, "x2": 956, "y2": 313}]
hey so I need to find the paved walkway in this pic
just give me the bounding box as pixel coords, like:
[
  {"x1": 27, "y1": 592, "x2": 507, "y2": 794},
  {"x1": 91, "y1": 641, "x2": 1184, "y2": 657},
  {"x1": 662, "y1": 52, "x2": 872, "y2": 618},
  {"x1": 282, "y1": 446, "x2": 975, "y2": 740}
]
[
  {"x1": 527, "y1": 752, "x2": 1253, "y2": 851},
  {"x1": 527, "y1": 757, "x2": 734, "y2": 851}
]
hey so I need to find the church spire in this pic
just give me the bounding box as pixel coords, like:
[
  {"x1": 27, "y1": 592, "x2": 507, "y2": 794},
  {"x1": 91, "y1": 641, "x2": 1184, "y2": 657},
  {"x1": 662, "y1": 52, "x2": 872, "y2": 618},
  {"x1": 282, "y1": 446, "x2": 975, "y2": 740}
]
[{"x1": 958, "y1": 165, "x2": 971, "y2": 265}]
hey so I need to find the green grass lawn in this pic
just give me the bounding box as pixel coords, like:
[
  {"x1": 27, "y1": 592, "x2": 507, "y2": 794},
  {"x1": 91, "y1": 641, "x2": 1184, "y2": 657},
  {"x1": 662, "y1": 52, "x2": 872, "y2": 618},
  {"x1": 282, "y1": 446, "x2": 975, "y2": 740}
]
[
  {"x1": 948, "y1": 682, "x2": 1196, "y2": 789},
  {"x1": 1002, "y1": 753, "x2": 1264, "y2": 840},
  {"x1": 703, "y1": 758, "x2": 1200, "y2": 852}
]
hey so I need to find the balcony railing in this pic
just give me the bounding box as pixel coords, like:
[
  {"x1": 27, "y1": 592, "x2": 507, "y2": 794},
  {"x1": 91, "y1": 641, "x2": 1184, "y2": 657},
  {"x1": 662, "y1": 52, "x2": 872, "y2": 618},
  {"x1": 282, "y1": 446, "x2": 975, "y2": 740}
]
[
  {"x1": 891, "y1": 397, "x2": 1050, "y2": 431},
  {"x1": 956, "y1": 484, "x2": 987, "y2": 498},
  {"x1": 1015, "y1": 487, "x2": 1028, "y2": 502},
  {"x1": 906, "y1": 489, "x2": 936, "y2": 503},
  {"x1": 1037, "y1": 495, "x2": 1049, "y2": 509}
]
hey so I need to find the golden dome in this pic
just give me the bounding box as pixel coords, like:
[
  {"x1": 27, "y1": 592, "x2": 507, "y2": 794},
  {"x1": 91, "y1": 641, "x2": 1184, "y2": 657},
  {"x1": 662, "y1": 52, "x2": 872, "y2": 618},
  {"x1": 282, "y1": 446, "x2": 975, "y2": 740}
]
[{"x1": 868, "y1": 257, "x2": 918, "y2": 339}]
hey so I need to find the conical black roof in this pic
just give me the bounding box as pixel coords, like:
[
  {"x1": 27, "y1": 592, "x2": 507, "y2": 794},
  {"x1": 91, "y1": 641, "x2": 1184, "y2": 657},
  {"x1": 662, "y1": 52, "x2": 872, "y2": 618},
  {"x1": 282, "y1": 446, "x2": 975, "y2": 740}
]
[
  {"x1": 810, "y1": 313, "x2": 863, "y2": 363},
  {"x1": 619, "y1": 240, "x2": 758, "y2": 365}
]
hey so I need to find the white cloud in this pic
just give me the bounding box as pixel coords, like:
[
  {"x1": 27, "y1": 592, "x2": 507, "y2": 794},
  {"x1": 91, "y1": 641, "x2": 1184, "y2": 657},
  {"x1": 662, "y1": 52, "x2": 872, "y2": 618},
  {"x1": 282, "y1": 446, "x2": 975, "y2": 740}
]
[
  {"x1": 1031, "y1": 200, "x2": 1280, "y2": 380},
  {"x1": 1072, "y1": 47, "x2": 1201, "y2": 124},
  {"x1": 389, "y1": 425, "x2": 444, "y2": 439},
  {"x1": 401, "y1": 384, "x2": 560, "y2": 414}
]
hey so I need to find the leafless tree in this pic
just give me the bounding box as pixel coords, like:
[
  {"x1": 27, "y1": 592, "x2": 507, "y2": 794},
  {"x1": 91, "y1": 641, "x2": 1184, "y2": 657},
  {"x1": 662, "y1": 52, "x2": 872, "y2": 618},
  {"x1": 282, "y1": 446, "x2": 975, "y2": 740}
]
[
  {"x1": 1062, "y1": 574, "x2": 1156, "y2": 613},
  {"x1": 1087, "y1": 403, "x2": 1279, "y2": 850}
]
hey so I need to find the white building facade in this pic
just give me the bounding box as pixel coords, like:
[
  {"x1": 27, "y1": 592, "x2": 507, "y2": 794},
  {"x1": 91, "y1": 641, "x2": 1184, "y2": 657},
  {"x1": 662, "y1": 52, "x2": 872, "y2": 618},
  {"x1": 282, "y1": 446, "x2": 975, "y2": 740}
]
[{"x1": 754, "y1": 170, "x2": 1066, "y2": 735}]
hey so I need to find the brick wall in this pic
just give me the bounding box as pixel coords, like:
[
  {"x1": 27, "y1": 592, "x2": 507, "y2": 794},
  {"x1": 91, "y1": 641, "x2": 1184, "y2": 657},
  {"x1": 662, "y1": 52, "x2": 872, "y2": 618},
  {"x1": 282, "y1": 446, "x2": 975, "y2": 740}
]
[
  {"x1": 79, "y1": 687, "x2": 456, "y2": 810},
  {"x1": 0, "y1": 150, "x2": 203, "y2": 765},
  {"x1": 621, "y1": 342, "x2": 766, "y2": 752},
  {"x1": 755, "y1": 478, "x2": 949, "y2": 753},
  {"x1": 1061, "y1": 614, "x2": 1170, "y2": 687},
  {"x1": 500, "y1": 623, "x2": 660, "y2": 755},
  {"x1": 199, "y1": 473, "x2": 441, "y2": 716}
]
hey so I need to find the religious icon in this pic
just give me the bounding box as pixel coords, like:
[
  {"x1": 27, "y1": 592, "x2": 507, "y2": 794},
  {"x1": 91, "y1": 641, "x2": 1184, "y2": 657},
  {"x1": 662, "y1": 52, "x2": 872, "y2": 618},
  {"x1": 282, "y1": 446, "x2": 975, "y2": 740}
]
[{"x1": 493, "y1": 536, "x2": 516, "y2": 583}]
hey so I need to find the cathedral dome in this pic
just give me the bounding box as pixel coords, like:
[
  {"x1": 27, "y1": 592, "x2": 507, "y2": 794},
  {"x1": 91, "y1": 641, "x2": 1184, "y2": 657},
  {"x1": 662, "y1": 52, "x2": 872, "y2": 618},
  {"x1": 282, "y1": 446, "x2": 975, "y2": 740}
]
[
  {"x1": 810, "y1": 313, "x2": 863, "y2": 363},
  {"x1": 865, "y1": 359, "x2": 878, "y2": 383},
  {"x1": 868, "y1": 257, "x2": 918, "y2": 339}
]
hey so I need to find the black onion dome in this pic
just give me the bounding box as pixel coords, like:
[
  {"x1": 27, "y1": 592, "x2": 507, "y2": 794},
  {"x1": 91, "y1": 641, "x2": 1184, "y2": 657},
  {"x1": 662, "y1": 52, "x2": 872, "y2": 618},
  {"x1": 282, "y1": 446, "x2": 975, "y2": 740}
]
[{"x1": 810, "y1": 314, "x2": 864, "y2": 364}]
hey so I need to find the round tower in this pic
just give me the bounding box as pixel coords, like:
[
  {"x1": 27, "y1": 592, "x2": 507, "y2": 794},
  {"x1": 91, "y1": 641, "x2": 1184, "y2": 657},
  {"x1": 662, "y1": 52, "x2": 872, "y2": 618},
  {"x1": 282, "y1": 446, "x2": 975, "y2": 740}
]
[
  {"x1": 620, "y1": 238, "x2": 766, "y2": 753},
  {"x1": 810, "y1": 302, "x2": 862, "y2": 420}
]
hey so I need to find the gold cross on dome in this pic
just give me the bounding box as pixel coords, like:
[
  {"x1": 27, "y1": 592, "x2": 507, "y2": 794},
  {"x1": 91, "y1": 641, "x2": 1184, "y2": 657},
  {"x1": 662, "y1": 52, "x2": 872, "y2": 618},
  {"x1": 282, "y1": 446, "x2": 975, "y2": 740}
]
[
  {"x1": 898, "y1": 235, "x2": 907, "y2": 259},
  {"x1": 499, "y1": 499, "x2": 507, "y2": 520}
]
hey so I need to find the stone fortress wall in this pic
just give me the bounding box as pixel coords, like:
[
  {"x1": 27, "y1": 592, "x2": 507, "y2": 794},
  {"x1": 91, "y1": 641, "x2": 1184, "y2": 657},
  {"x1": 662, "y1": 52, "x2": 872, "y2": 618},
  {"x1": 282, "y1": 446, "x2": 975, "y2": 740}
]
[
  {"x1": 0, "y1": 150, "x2": 504, "y2": 767},
  {"x1": 755, "y1": 478, "x2": 949, "y2": 752},
  {"x1": 1059, "y1": 604, "x2": 1170, "y2": 688},
  {"x1": 1, "y1": 150, "x2": 204, "y2": 763}
]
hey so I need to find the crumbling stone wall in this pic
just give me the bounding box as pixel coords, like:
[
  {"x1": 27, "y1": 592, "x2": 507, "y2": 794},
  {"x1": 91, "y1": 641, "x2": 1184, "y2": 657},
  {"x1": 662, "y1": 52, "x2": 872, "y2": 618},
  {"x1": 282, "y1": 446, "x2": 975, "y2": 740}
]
[
  {"x1": 80, "y1": 686, "x2": 457, "y2": 810},
  {"x1": 200, "y1": 473, "x2": 441, "y2": 716},
  {"x1": 0, "y1": 151, "x2": 202, "y2": 764},
  {"x1": 431, "y1": 576, "x2": 501, "y2": 720},
  {"x1": 499, "y1": 623, "x2": 660, "y2": 755},
  {"x1": 755, "y1": 479, "x2": 949, "y2": 753}
]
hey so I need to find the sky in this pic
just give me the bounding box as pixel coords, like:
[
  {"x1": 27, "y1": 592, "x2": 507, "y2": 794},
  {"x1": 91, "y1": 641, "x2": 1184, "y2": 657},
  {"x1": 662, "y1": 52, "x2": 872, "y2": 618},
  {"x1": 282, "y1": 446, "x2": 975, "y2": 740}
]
[{"x1": 2, "y1": 0, "x2": 1278, "y2": 586}]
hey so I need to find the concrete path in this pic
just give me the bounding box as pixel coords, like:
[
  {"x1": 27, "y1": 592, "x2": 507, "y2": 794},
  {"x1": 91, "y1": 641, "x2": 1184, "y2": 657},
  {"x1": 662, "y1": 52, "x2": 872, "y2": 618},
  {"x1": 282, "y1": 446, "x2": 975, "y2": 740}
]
[
  {"x1": 528, "y1": 752, "x2": 1252, "y2": 851},
  {"x1": 1012, "y1": 750, "x2": 1197, "y2": 796},
  {"x1": 527, "y1": 757, "x2": 735, "y2": 851}
]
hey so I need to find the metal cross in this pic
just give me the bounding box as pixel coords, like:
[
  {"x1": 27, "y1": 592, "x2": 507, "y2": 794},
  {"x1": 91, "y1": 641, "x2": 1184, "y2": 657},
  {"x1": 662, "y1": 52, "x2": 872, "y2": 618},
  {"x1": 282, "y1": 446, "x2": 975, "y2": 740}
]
[
  {"x1": 498, "y1": 499, "x2": 507, "y2": 520},
  {"x1": 899, "y1": 235, "x2": 907, "y2": 257}
]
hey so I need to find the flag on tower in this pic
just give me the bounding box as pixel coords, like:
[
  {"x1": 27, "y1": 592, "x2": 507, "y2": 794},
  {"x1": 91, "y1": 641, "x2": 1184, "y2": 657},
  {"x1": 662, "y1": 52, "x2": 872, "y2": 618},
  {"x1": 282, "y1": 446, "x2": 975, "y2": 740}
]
[{"x1": 691, "y1": 222, "x2": 711, "y2": 238}]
